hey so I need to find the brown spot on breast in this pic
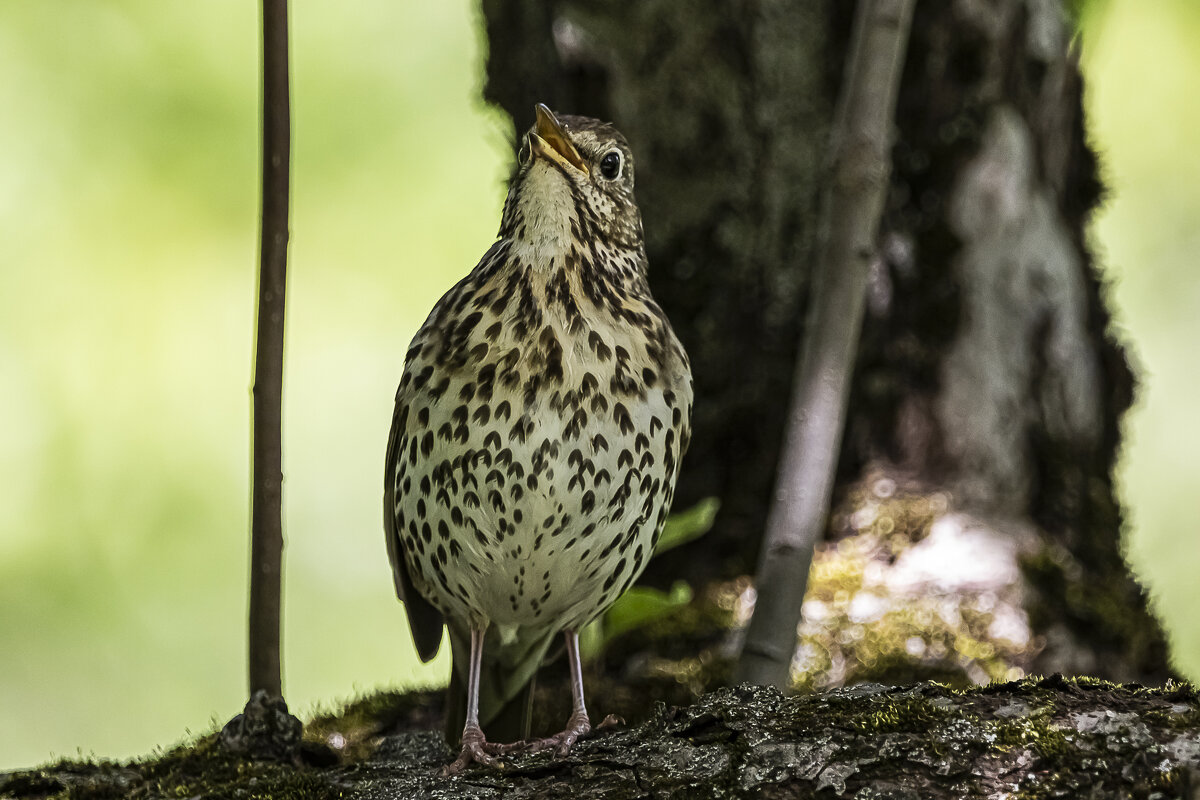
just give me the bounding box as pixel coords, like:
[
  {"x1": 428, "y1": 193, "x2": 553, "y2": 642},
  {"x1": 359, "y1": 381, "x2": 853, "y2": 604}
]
[
  {"x1": 522, "y1": 373, "x2": 543, "y2": 409},
  {"x1": 588, "y1": 331, "x2": 612, "y2": 361},
  {"x1": 412, "y1": 366, "x2": 434, "y2": 390},
  {"x1": 476, "y1": 363, "x2": 497, "y2": 400},
  {"x1": 509, "y1": 415, "x2": 533, "y2": 443},
  {"x1": 613, "y1": 403, "x2": 634, "y2": 435},
  {"x1": 580, "y1": 372, "x2": 598, "y2": 397}
]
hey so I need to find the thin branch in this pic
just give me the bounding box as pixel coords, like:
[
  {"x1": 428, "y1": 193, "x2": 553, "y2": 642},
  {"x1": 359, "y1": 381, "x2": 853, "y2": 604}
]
[
  {"x1": 735, "y1": 0, "x2": 916, "y2": 689},
  {"x1": 248, "y1": 0, "x2": 291, "y2": 699}
]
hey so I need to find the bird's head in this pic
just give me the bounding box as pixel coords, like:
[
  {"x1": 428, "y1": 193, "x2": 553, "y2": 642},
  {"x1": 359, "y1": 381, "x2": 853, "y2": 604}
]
[{"x1": 499, "y1": 104, "x2": 642, "y2": 256}]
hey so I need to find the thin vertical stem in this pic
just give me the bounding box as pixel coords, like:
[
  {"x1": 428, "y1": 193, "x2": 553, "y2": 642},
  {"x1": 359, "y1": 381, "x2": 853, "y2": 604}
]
[
  {"x1": 735, "y1": 0, "x2": 916, "y2": 689},
  {"x1": 248, "y1": 0, "x2": 291, "y2": 699}
]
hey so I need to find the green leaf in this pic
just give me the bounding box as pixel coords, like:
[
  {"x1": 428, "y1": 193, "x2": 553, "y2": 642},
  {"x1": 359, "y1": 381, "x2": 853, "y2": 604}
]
[
  {"x1": 603, "y1": 581, "x2": 694, "y2": 642},
  {"x1": 654, "y1": 497, "x2": 720, "y2": 555},
  {"x1": 578, "y1": 619, "x2": 606, "y2": 663}
]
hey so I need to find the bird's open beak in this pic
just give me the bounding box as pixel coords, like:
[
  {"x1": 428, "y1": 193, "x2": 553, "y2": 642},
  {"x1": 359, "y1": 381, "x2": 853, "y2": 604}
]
[{"x1": 530, "y1": 104, "x2": 589, "y2": 175}]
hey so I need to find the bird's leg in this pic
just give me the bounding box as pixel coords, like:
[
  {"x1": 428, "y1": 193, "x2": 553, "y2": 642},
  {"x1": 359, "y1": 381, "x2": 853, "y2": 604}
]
[
  {"x1": 525, "y1": 630, "x2": 617, "y2": 756},
  {"x1": 444, "y1": 627, "x2": 500, "y2": 775}
]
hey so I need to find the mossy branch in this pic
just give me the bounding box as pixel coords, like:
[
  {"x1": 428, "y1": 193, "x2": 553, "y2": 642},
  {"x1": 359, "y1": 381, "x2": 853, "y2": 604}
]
[{"x1": 7, "y1": 677, "x2": 1200, "y2": 799}]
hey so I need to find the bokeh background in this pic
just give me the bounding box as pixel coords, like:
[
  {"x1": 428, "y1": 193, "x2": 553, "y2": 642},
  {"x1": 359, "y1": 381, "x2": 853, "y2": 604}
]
[{"x1": 0, "y1": 0, "x2": 1196, "y2": 771}]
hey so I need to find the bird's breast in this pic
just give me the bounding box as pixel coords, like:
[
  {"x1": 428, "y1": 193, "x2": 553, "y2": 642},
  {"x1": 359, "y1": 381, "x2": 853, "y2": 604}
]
[{"x1": 392, "y1": 253, "x2": 692, "y2": 632}]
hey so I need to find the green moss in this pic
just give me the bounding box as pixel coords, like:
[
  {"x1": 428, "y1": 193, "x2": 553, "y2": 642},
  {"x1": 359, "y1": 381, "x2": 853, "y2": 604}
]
[
  {"x1": 304, "y1": 686, "x2": 440, "y2": 762},
  {"x1": 1141, "y1": 703, "x2": 1200, "y2": 731},
  {"x1": 1144, "y1": 766, "x2": 1194, "y2": 797},
  {"x1": 136, "y1": 738, "x2": 324, "y2": 799},
  {"x1": 844, "y1": 695, "x2": 954, "y2": 735},
  {"x1": 0, "y1": 689, "x2": 447, "y2": 800},
  {"x1": 988, "y1": 707, "x2": 1071, "y2": 759},
  {"x1": 0, "y1": 737, "x2": 342, "y2": 800}
]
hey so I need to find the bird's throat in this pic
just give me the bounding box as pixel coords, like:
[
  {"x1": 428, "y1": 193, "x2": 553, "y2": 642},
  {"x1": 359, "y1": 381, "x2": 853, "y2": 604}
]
[{"x1": 508, "y1": 163, "x2": 581, "y2": 267}]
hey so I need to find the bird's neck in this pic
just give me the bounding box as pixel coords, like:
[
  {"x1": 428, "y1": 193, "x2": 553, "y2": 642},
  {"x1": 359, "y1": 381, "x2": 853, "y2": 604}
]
[
  {"x1": 507, "y1": 224, "x2": 573, "y2": 274},
  {"x1": 499, "y1": 180, "x2": 646, "y2": 282},
  {"x1": 502, "y1": 228, "x2": 648, "y2": 299}
]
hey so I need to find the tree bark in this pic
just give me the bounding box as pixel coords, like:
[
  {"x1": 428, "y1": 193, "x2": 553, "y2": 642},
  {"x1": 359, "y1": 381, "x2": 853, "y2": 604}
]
[
  {"x1": 481, "y1": 0, "x2": 1170, "y2": 684},
  {"x1": 8, "y1": 679, "x2": 1200, "y2": 799}
]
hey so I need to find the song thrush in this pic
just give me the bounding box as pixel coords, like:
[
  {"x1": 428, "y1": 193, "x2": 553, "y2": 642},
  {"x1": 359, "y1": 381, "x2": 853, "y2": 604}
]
[{"x1": 384, "y1": 105, "x2": 692, "y2": 772}]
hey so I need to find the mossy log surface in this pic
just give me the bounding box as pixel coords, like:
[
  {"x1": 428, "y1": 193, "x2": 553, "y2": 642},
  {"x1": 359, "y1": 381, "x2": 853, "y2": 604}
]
[{"x1": 5, "y1": 676, "x2": 1200, "y2": 799}]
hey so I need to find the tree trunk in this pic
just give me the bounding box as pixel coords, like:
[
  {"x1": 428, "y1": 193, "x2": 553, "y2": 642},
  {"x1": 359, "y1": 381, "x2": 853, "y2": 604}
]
[
  {"x1": 482, "y1": 0, "x2": 831, "y2": 583},
  {"x1": 480, "y1": 0, "x2": 1170, "y2": 684}
]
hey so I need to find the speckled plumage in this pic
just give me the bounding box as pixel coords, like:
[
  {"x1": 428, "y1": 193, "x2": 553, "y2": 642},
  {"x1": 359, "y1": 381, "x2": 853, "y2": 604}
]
[{"x1": 384, "y1": 106, "x2": 692, "y2": 770}]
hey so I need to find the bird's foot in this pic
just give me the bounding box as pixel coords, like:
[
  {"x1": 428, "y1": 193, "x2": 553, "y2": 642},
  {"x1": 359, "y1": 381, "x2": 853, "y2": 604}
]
[
  {"x1": 443, "y1": 723, "x2": 509, "y2": 775},
  {"x1": 525, "y1": 711, "x2": 621, "y2": 757}
]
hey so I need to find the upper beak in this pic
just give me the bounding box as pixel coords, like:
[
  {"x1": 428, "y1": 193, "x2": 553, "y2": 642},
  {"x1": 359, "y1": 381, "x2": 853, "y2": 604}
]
[{"x1": 530, "y1": 104, "x2": 589, "y2": 175}]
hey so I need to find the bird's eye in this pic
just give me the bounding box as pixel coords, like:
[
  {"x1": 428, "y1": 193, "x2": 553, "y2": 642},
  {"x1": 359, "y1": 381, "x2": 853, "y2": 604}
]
[
  {"x1": 518, "y1": 138, "x2": 531, "y2": 165},
  {"x1": 599, "y1": 150, "x2": 622, "y2": 180}
]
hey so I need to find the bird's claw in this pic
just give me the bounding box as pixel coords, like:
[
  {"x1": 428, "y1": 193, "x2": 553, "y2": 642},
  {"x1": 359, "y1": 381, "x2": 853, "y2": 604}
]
[
  {"x1": 523, "y1": 710, "x2": 600, "y2": 756},
  {"x1": 443, "y1": 725, "x2": 505, "y2": 775},
  {"x1": 596, "y1": 713, "x2": 623, "y2": 730}
]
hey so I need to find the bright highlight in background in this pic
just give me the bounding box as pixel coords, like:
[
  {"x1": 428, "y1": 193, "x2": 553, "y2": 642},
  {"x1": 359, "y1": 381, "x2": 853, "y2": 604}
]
[{"x1": 0, "y1": 0, "x2": 1197, "y2": 770}]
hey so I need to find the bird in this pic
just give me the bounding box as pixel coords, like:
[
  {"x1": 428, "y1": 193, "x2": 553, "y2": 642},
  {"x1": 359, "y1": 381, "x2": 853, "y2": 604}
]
[{"x1": 384, "y1": 104, "x2": 692, "y2": 773}]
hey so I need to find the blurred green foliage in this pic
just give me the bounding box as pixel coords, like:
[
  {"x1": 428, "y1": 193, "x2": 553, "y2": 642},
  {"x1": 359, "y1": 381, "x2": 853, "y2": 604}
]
[
  {"x1": 0, "y1": 0, "x2": 507, "y2": 769},
  {"x1": 1082, "y1": 0, "x2": 1200, "y2": 685},
  {"x1": 0, "y1": 0, "x2": 1197, "y2": 773},
  {"x1": 652, "y1": 497, "x2": 720, "y2": 557}
]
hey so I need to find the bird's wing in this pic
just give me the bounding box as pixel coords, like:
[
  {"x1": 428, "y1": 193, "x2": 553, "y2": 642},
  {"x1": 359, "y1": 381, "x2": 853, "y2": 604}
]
[{"x1": 384, "y1": 384, "x2": 445, "y2": 663}]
